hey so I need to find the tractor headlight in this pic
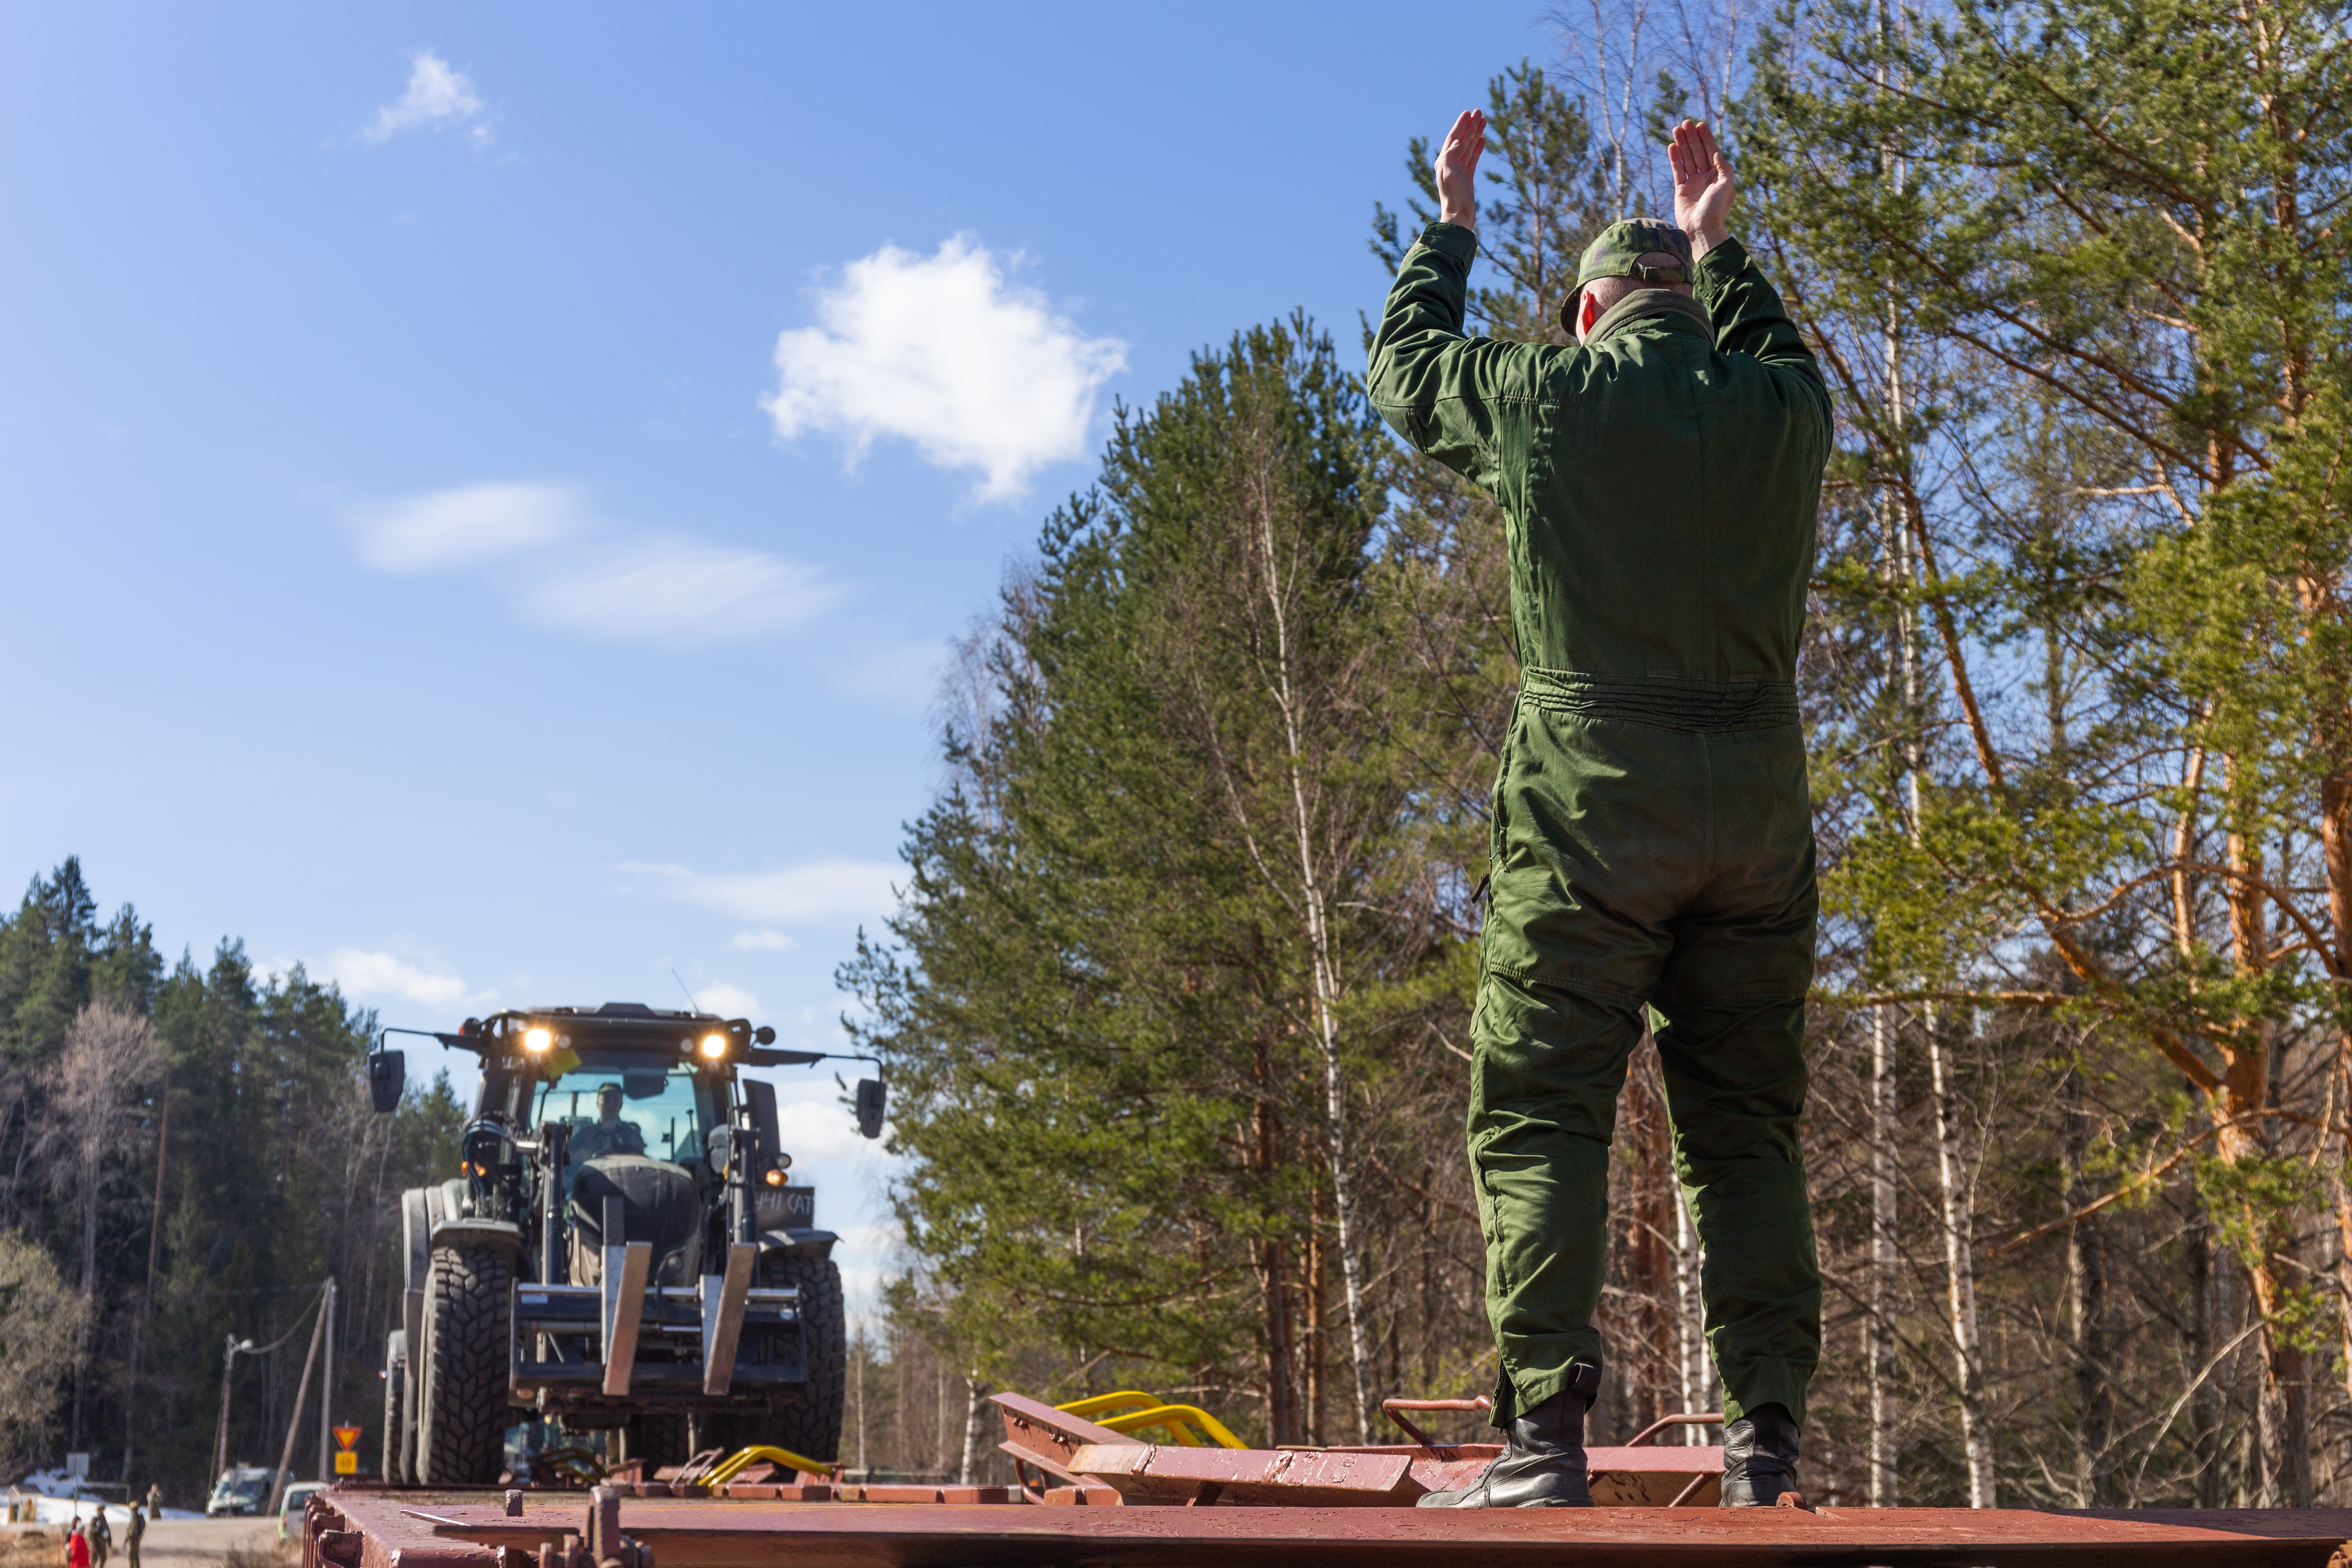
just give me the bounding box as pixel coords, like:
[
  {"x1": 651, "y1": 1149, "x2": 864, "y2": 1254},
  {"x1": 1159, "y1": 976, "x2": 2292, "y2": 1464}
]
[
  {"x1": 523, "y1": 1027, "x2": 553, "y2": 1054},
  {"x1": 697, "y1": 1033, "x2": 727, "y2": 1060},
  {"x1": 763, "y1": 1166, "x2": 785, "y2": 1187}
]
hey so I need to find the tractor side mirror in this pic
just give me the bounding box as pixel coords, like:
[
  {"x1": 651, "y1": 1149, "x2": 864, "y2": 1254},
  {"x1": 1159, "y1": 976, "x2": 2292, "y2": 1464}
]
[
  {"x1": 742, "y1": 1080, "x2": 780, "y2": 1172},
  {"x1": 854, "y1": 1078, "x2": 886, "y2": 1141},
  {"x1": 367, "y1": 1050, "x2": 405, "y2": 1114}
]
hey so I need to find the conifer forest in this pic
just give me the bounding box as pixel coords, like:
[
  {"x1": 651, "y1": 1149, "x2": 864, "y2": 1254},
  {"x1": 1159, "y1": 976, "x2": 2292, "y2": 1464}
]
[{"x1": 19, "y1": 0, "x2": 2352, "y2": 1514}]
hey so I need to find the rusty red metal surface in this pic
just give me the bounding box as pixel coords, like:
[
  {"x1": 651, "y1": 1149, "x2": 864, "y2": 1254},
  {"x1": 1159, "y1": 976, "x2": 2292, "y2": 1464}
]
[
  {"x1": 1073, "y1": 1432, "x2": 1720, "y2": 1508},
  {"x1": 309, "y1": 1486, "x2": 2352, "y2": 1568},
  {"x1": 993, "y1": 1390, "x2": 1132, "y2": 1495},
  {"x1": 1623, "y1": 1413, "x2": 1726, "y2": 1447},
  {"x1": 1069, "y1": 1442, "x2": 1422, "y2": 1507},
  {"x1": 1026, "y1": 1385, "x2": 1723, "y2": 1511}
]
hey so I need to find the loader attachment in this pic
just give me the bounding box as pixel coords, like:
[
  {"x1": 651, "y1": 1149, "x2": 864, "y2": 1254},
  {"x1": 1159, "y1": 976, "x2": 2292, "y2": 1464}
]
[{"x1": 512, "y1": 1265, "x2": 806, "y2": 1408}]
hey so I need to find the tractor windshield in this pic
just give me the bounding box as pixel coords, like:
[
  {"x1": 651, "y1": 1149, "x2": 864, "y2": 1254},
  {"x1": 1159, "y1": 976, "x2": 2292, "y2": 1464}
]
[{"x1": 534, "y1": 1060, "x2": 712, "y2": 1172}]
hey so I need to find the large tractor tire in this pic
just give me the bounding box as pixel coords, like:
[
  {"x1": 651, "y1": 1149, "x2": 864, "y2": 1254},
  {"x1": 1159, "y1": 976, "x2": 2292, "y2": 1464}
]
[
  {"x1": 705, "y1": 1252, "x2": 847, "y2": 1463},
  {"x1": 380, "y1": 1330, "x2": 410, "y2": 1484},
  {"x1": 415, "y1": 1243, "x2": 513, "y2": 1484}
]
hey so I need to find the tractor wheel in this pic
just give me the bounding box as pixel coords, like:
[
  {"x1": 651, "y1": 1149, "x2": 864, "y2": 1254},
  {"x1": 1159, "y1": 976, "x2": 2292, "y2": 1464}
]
[
  {"x1": 705, "y1": 1252, "x2": 846, "y2": 1464},
  {"x1": 381, "y1": 1330, "x2": 410, "y2": 1484},
  {"x1": 415, "y1": 1243, "x2": 512, "y2": 1484}
]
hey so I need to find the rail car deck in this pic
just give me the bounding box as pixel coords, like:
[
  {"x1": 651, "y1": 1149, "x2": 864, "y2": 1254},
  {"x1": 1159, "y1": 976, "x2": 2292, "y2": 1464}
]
[
  {"x1": 308, "y1": 1394, "x2": 2352, "y2": 1566},
  {"x1": 307, "y1": 1485, "x2": 2352, "y2": 1568}
]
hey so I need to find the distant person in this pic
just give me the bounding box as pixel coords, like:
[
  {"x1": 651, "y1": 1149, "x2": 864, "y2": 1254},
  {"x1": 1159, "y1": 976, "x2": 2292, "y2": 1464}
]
[
  {"x1": 123, "y1": 1506, "x2": 142, "y2": 1568},
  {"x1": 143, "y1": 1487, "x2": 159, "y2": 1519},
  {"x1": 569, "y1": 1084, "x2": 645, "y2": 1163},
  {"x1": 86, "y1": 1510, "x2": 109, "y2": 1568},
  {"x1": 65, "y1": 1521, "x2": 88, "y2": 1568}
]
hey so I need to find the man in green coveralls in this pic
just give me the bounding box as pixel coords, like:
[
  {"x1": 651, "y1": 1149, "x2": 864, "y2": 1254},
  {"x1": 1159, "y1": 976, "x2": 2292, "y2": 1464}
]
[{"x1": 1369, "y1": 114, "x2": 1829, "y2": 1509}]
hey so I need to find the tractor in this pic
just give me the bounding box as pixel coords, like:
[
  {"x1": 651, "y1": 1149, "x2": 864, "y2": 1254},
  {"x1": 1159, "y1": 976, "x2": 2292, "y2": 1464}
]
[{"x1": 366, "y1": 1002, "x2": 884, "y2": 1483}]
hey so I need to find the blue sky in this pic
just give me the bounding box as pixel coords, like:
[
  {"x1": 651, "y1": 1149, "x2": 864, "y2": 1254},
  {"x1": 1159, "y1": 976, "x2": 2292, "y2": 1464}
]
[{"x1": 1, "y1": 2, "x2": 1558, "y2": 1316}]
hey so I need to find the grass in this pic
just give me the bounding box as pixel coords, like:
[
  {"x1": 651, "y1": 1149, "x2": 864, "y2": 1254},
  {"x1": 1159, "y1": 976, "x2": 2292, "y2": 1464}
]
[{"x1": 0, "y1": 1530, "x2": 60, "y2": 1568}]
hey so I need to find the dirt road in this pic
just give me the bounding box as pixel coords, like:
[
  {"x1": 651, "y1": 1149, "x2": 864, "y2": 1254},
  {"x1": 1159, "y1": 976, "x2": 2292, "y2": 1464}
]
[
  {"x1": 140, "y1": 1517, "x2": 287, "y2": 1568},
  {"x1": 1, "y1": 1518, "x2": 287, "y2": 1568}
]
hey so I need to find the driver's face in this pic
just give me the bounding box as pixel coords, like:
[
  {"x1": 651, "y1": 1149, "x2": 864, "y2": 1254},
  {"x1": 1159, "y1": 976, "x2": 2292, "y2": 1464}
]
[{"x1": 597, "y1": 1089, "x2": 623, "y2": 1122}]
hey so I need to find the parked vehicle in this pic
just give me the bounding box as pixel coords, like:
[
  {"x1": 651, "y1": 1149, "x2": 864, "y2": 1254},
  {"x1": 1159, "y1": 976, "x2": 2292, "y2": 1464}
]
[
  {"x1": 204, "y1": 1467, "x2": 280, "y2": 1517},
  {"x1": 277, "y1": 1481, "x2": 327, "y2": 1539}
]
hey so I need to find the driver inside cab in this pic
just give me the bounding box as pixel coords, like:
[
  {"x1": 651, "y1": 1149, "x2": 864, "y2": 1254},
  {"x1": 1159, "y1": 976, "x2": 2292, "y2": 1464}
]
[{"x1": 568, "y1": 1082, "x2": 646, "y2": 1163}]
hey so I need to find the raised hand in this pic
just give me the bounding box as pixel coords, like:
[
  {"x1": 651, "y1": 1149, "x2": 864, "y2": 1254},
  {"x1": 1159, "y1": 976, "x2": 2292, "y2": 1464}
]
[
  {"x1": 1668, "y1": 119, "x2": 1734, "y2": 256},
  {"x1": 1435, "y1": 109, "x2": 1486, "y2": 229}
]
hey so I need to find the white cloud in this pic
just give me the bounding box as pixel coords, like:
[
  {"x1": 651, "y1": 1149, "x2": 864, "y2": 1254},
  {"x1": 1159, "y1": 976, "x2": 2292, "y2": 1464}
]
[
  {"x1": 764, "y1": 236, "x2": 1125, "y2": 501},
  {"x1": 350, "y1": 481, "x2": 582, "y2": 572},
  {"x1": 347, "y1": 483, "x2": 832, "y2": 648},
  {"x1": 690, "y1": 981, "x2": 761, "y2": 1019},
  {"x1": 522, "y1": 537, "x2": 836, "y2": 647},
  {"x1": 364, "y1": 51, "x2": 492, "y2": 148},
  {"x1": 620, "y1": 860, "x2": 899, "y2": 923},
  {"x1": 773, "y1": 1080, "x2": 889, "y2": 1162},
  {"x1": 315, "y1": 948, "x2": 491, "y2": 1010},
  {"x1": 730, "y1": 929, "x2": 797, "y2": 951}
]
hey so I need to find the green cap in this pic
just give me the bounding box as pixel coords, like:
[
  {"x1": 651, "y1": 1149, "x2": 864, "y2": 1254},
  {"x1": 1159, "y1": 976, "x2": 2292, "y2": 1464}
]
[{"x1": 1564, "y1": 219, "x2": 1695, "y2": 328}]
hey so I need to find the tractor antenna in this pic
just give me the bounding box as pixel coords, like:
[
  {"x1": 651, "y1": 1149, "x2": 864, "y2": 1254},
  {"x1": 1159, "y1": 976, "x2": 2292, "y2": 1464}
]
[{"x1": 671, "y1": 969, "x2": 703, "y2": 1012}]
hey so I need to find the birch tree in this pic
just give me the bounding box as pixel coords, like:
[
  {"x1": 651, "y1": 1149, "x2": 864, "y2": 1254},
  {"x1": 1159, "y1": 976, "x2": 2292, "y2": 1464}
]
[{"x1": 50, "y1": 1000, "x2": 159, "y2": 1451}]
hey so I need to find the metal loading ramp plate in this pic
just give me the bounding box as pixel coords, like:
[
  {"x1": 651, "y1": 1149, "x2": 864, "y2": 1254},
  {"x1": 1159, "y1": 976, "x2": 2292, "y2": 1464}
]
[{"x1": 309, "y1": 1491, "x2": 2352, "y2": 1568}]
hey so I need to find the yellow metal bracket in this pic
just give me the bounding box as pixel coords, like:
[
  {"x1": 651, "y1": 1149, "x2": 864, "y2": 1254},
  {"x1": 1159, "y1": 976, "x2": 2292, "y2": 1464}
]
[
  {"x1": 1056, "y1": 1390, "x2": 1246, "y2": 1449},
  {"x1": 704, "y1": 1444, "x2": 836, "y2": 1485}
]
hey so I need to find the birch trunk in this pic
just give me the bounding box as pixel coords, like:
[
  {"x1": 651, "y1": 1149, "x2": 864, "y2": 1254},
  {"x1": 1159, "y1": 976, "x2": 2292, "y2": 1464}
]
[
  {"x1": 1671, "y1": 1183, "x2": 1714, "y2": 1426},
  {"x1": 957, "y1": 1373, "x2": 988, "y2": 1485},
  {"x1": 853, "y1": 1328, "x2": 868, "y2": 1474},
  {"x1": 1925, "y1": 1008, "x2": 1995, "y2": 1505},
  {"x1": 1868, "y1": 1006, "x2": 1899, "y2": 1504},
  {"x1": 1253, "y1": 483, "x2": 1374, "y2": 1443}
]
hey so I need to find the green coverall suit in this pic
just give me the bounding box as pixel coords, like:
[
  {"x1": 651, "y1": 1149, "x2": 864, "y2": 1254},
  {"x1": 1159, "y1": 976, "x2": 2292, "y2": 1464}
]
[{"x1": 1368, "y1": 221, "x2": 1830, "y2": 1429}]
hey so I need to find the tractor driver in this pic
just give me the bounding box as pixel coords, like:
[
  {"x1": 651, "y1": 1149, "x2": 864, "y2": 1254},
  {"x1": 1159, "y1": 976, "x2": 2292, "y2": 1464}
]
[
  {"x1": 1369, "y1": 117, "x2": 1830, "y2": 1509},
  {"x1": 569, "y1": 1082, "x2": 646, "y2": 1163}
]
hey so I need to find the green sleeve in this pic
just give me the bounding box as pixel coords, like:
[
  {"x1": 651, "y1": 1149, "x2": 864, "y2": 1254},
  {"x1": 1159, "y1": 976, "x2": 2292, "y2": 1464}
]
[
  {"x1": 1366, "y1": 221, "x2": 1542, "y2": 494},
  {"x1": 1694, "y1": 236, "x2": 1831, "y2": 429}
]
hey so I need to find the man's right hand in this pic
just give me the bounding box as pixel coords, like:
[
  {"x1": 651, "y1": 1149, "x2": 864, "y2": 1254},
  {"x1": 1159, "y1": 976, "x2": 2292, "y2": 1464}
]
[
  {"x1": 1669, "y1": 119, "x2": 1734, "y2": 257},
  {"x1": 1435, "y1": 109, "x2": 1485, "y2": 230}
]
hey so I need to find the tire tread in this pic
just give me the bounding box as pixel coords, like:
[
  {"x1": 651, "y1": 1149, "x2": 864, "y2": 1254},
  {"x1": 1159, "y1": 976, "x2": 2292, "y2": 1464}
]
[{"x1": 418, "y1": 1244, "x2": 512, "y2": 1484}]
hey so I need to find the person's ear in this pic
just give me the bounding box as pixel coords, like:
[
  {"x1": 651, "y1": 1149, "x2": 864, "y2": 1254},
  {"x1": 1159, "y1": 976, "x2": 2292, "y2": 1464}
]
[{"x1": 1576, "y1": 291, "x2": 1600, "y2": 343}]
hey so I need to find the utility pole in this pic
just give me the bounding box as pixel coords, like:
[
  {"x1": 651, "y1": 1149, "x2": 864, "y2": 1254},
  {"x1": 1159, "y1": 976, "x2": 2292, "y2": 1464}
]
[
  {"x1": 266, "y1": 1281, "x2": 330, "y2": 1517},
  {"x1": 316, "y1": 1278, "x2": 337, "y2": 1481},
  {"x1": 211, "y1": 1336, "x2": 255, "y2": 1482}
]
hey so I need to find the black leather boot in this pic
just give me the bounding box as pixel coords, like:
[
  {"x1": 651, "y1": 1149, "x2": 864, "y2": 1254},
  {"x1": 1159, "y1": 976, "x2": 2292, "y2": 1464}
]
[
  {"x1": 1720, "y1": 1403, "x2": 1804, "y2": 1507},
  {"x1": 1415, "y1": 1363, "x2": 1602, "y2": 1508}
]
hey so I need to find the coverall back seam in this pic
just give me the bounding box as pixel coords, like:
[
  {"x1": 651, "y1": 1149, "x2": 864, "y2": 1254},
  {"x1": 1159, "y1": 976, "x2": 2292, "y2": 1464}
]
[
  {"x1": 1691, "y1": 338, "x2": 1717, "y2": 675},
  {"x1": 1700, "y1": 732, "x2": 1719, "y2": 886}
]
